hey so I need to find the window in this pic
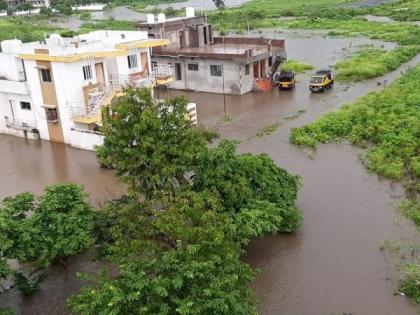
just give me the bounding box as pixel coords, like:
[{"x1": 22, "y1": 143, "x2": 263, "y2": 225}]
[
  {"x1": 268, "y1": 56, "x2": 273, "y2": 67},
  {"x1": 20, "y1": 101, "x2": 31, "y2": 110},
  {"x1": 188, "y1": 64, "x2": 199, "y2": 71},
  {"x1": 82, "y1": 65, "x2": 93, "y2": 81},
  {"x1": 45, "y1": 108, "x2": 58, "y2": 123},
  {"x1": 40, "y1": 69, "x2": 52, "y2": 82},
  {"x1": 245, "y1": 64, "x2": 250, "y2": 76},
  {"x1": 210, "y1": 65, "x2": 222, "y2": 77},
  {"x1": 127, "y1": 54, "x2": 138, "y2": 69}
]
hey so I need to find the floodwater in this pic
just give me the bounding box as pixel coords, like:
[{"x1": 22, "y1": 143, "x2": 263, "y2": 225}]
[
  {"x1": 1, "y1": 30, "x2": 420, "y2": 314},
  {"x1": 90, "y1": 6, "x2": 147, "y2": 21},
  {"x1": 146, "y1": 0, "x2": 250, "y2": 10}
]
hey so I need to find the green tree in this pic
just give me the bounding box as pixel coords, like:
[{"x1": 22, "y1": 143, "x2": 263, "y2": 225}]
[
  {"x1": 96, "y1": 88, "x2": 209, "y2": 198},
  {"x1": 50, "y1": 0, "x2": 72, "y2": 15},
  {"x1": 16, "y1": 2, "x2": 33, "y2": 12},
  {"x1": 0, "y1": 184, "x2": 95, "y2": 279},
  {"x1": 193, "y1": 140, "x2": 303, "y2": 235},
  {"x1": 68, "y1": 192, "x2": 257, "y2": 315},
  {"x1": 0, "y1": 0, "x2": 7, "y2": 11}
]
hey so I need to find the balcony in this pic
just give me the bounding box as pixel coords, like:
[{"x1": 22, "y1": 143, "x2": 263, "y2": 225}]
[
  {"x1": 5, "y1": 116, "x2": 37, "y2": 132},
  {"x1": 70, "y1": 64, "x2": 175, "y2": 124}
]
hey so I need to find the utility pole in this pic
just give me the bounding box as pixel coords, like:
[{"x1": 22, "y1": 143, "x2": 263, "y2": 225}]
[{"x1": 222, "y1": 64, "x2": 226, "y2": 120}]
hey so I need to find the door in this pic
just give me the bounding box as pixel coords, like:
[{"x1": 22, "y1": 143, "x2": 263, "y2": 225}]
[
  {"x1": 140, "y1": 52, "x2": 149, "y2": 73},
  {"x1": 175, "y1": 63, "x2": 182, "y2": 81},
  {"x1": 253, "y1": 62, "x2": 259, "y2": 79},
  {"x1": 260, "y1": 60, "x2": 266, "y2": 78},
  {"x1": 95, "y1": 63, "x2": 105, "y2": 84}
]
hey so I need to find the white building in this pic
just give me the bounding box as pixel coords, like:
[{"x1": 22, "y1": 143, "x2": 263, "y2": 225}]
[
  {"x1": 0, "y1": 30, "x2": 173, "y2": 150},
  {"x1": 6, "y1": 0, "x2": 50, "y2": 9}
]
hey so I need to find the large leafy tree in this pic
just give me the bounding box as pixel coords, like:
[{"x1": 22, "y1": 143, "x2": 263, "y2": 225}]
[
  {"x1": 97, "y1": 88, "x2": 210, "y2": 198},
  {"x1": 193, "y1": 140, "x2": 303, "y2": 235},
  {"x1": 0, "y1": 184, "x2": 95, "y2": 280},
  {"x1": 68, "y1": 192, "x2": 257, "y2": 315},
  {"x1": 83, "y1": 89, "x2": 302, "y2": 314}
]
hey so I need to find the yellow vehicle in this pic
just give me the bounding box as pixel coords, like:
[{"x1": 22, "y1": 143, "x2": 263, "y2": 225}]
[
  {"x1": 310, "y1": 69, "x2": 334, "y2": 92},
  {"x1": 276, "y1": 70, "x2": 295, "y2": 90}
]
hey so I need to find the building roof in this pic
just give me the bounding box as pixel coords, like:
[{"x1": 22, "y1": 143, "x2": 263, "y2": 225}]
[
  {"x1": 153, "y1": 37, "x2": 285, "y2": 62},
  {"x1": 0, "y1": 30, "x2": 169, "y2": 62}
]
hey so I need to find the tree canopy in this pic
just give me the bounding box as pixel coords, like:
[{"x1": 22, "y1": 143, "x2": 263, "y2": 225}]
[
  {"x1": 68, "y1": 192, "x2": 257, "y2": 315},
  {"x1": 67, "y1": 88, "x2": 302, "y2": 314},
  {"x1": 97, "y1": 88, "x2": 210, "y2": 199},
  {"x1": 0, "y1": 184, "x2": 95, "y2": 282}
]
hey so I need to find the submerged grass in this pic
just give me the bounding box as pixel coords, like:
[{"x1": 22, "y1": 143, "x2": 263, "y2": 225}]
[
  {"x1": 281, "y1": 60, "x2": 314, "y2": 73},
  {"x1": 290, "y1": 65, "x2": 420, "y2": 181},
  {"x1": 369, "y1": 0, "x2": 420, "y2": 22},
  {"x1": 334, "y1": 46, "x2": 420, "y2": 82}
]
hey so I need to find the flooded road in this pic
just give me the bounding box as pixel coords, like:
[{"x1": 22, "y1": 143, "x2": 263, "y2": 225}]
[
  {"x1": 1, "y1": 30, "x2": 419, "y2": 314},
  {"x1": 0, "y1": 136, "x2": 124, "y2": 207}
]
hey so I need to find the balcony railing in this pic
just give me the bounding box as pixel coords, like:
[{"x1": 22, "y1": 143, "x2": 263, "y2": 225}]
[
  {"x1": 70, "y1": 66, "x2": 173, "y2": 123},
  {"x1": 5, "y1": 116, "x2": 37, "y2": 131}
]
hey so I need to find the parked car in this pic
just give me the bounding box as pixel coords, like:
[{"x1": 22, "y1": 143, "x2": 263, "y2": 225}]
[{"x1": 310, "y1": 69, "x2": 334, "y2": 92}]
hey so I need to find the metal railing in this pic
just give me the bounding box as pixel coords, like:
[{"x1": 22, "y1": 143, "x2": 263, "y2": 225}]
[
  {"x1": 70, "y1": 66, "x2": 172, "y2": 120},
  {"x1": 152, "y1": 64, "x2": 174, "y2": 80},
  {"x1": 5, "y1": 116, "x2": 37, "y2": 131}
]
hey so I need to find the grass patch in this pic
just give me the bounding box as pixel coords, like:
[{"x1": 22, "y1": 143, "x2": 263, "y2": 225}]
[
  {"x1": 369, "y1": 0, "x2": 420, "y2": 22},
  {"x1": 282, "y1": 60, "x2": 314, "y2": 73},
  {"x1": 334, "y1": 46, "x2": 420, "y2": 82},
  {"x1": 80, "y1": 19, "x2": 137, "y2": 31},
  {"x1": 278, "y1": 17, "x2": 420, "y2": 46},
  {"x1": 254, "y1": 122, "x2": 283, "y2": 138},
  {"x1": 253, "y1": 110, "x2": 307, "y2": 139},
  {"x1": 0, "y1": 17, "x2": 62, "y2": 43},
  {"x1": 290, "y1": 65, "x2": 420, "y2": 181},
  {"x1": 400, "y1": 264, "x2": 420, "y2": 303}
]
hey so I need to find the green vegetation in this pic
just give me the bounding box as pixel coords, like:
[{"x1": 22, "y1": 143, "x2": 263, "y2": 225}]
[
  {"x1": 254, "y1": 122, "x2": 283, "y2": 138},
  {"x1": 0, "y1": 18, "x2": 62, "y2": 43},
  {"x1": 209, "y1": 0, "x2": 350, "y2": 32},
  {"x1": 369, "y1": 0, "x2": 420, "y2": 22},
  {"x1": 282, "y1": 59, "x2": 314, "y2": 73},
  {"x1": 400, "y1": 264, "x2": 420, "y2": 303},
  {"x1": 290, "y1": 65, "x2": 420, "y2": 303},
  {"x1": 69, "y1": 89, "x2": 302, "y2": 314},
  {"x1": 290, "y1": 65, "x2": 420, "y2": 181},
  {"x1": 0, "y1": 184, "x2": 95, "y2": 294},
  {"x1": 279, "y1": 17, "x2": 420, "y2": 46},
  {"x1": 334, "y1": 46, "x2": 419, "y2": 82},
  {"x1": 80, "y1": 19, "x2": 137, "y2": 31}
]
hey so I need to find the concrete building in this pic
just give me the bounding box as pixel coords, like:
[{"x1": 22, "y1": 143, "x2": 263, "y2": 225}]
[
  {"x1": 6, "y1": 0, "x2": 50, "y2": 8},
  {"x1": 138, "y1": 9, "x2": 286, "y2": 95},
  {"x1": 0, "y1": 30, "x2": 173, "y2": 150}
]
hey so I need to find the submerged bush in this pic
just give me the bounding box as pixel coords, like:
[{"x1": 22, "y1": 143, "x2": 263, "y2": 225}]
[
  {"x1": 334, "y1": 46, "x2": 419, "y2": 82},
  {"x1": 400, "y1": 264, "x2": 420, "y2": 304},
  {"x1": 291, "y1": 65, "x2": 420, "y2": 183},
  {"x1": 281, "y1": 59, "x2": 314, "y2": 73}
]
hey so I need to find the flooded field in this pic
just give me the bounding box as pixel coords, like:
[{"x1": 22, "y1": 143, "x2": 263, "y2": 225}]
[{"x1": 1, "y1": 30, "x2": 419, "y2": 314}]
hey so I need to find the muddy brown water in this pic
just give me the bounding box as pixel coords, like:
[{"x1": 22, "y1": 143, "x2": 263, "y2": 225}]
[{"x1": 1, "y1": 31, "x2": 419, "y2": 314}]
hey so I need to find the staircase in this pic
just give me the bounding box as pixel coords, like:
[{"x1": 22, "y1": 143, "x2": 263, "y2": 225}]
[
  {"x1": 70, "y1": 64, "x2": 175, "y2": 123},
  {"x1": 254, "y1": 78, "x2": 273, "y2": 92}
]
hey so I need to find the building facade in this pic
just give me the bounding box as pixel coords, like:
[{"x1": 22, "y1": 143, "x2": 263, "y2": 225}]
[
  {"x1": 6, "y1": 0, "x2": 50, "y2": 8},
  {"x1": 0, "y1": 30, "x2": 173, "y2": 149},
  {"x1": 138, "y1": 10, "x2": 286, "y2": 95}
]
